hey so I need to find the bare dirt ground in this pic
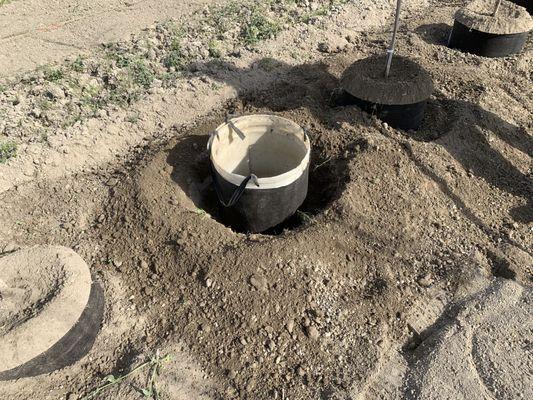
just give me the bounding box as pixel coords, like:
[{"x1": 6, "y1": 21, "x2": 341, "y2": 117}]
[
  {"x1": 0, "y1": 0, "x2": 532, "y2": 399},
  {"x1": 0, "y1": 0, "x2": 219, "y2": 77}
]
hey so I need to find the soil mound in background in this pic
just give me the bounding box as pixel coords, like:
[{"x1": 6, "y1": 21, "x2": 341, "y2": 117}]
[{"x1": 455, "y1": 0, "x2": 533, "y2": 34}]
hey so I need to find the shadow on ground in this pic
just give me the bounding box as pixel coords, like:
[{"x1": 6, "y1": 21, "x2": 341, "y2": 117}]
[
  {"x1": 415, "y1": 23, "x2": 452, "y2": 46},
  {"x1": 187, "y1": 57, "x2": 532, "y2": 226},
  {"x1": 416, "y1": 94, "x2": 533, "y2": 224}
]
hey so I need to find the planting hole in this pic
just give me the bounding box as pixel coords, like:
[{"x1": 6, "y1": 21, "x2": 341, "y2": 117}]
[{"x1": 167, "y1": 119, "x2": 351, "y2": 235}]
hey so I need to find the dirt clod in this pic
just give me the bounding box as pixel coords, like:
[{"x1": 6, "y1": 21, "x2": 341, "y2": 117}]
[{"x1": 306, "y1": 326, "x2": 320, "y2": 340}]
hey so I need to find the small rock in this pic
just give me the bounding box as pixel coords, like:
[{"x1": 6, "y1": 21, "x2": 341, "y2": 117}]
[
  {"x1": 205, "y1": 278, "x2": 213, "y2": 288},
  {"x1": 147, "y1": 49, "x2": 157, "y2": 60},
  {"x1": 113, "y1": 259, "x2": 123, "y2": 267},
  {"x1": 318, "y1": 42, "x2": 330, "y2": 53},
  {"x1": 2, "y1": 243, "x2": 20, "y2": 253},
  {"x1": 246, "y1": 379, "x2": 256, "y2": 392},
  {"x1": 45, "y1": 85, "x2": 65, "y2": 100},
  {"x1": 96, "y1": 109, "x2": 108, "y2": 118},
  {"x1": 297, "y1": 366, "x2": 305, "y2": 377},
  {"x1": 317, "y1": 36, "x2": 348, "y2": 53},
  {"x1": 418, "y1": 274, "x2": 434, "y2": 287},
  {"x1": 306, "y1": 325, "x2": 319, "y2": 340},
  {"x1": 249, "y1": 273, "x2": 268, "y2": 292},
  {"x1": 287, "y1": 319, "x2": 295, "y2": 334},
  {"x1": 31, "y1": 108, "x2": 42, "y2": 118},
  {"x1": 248, "y1": 234, "x2": 261, "y2": 242},
  {"x1": 266, "y1": 340, "x2": 275, "y2": 351},
  {"x1": 107, "y1": 178, "x2": 119, "y2": 187}
]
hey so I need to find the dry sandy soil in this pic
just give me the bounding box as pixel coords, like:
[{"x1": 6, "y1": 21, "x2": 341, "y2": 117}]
[
  {"x1": 0, "y1": 0, "x2": 219, "y2": 77},
  {"x1": 0, "y1": 0, "x2": 532, "y2": 399}
]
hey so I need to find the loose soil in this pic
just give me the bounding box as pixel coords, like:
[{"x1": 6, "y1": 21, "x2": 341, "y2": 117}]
[
  {"x1": 0, "y1": 0, "x2": 531, "y2": 399},
  {"x1": 341, "y1": 54, "x2": 434, "y2": 105},
  {"x1": 455, "y1": 0, "x2": 533, "y2": 35}
]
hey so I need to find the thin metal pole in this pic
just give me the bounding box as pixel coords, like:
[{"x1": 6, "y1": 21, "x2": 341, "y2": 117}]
[
  {"x1": 385, "y1": 0, "x2": 403, "y2": 78},
  {"x1": 492, "y1": 0, "x2": 502, "y2": 16}
]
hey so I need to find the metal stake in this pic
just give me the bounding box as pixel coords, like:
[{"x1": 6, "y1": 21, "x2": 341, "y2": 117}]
[
  {"x1": 492, "y1": 0, "x2": 502, "y2": 16},
  {"x1": 385, "y1": 0, "x2": 403, "y2": 78}
]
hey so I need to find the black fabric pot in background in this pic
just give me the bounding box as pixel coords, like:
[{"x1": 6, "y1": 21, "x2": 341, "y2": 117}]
[
  {"x1": 448, "y1": 20, "x2": 529, "y2": 57},
  {"x1": 335, "y1": 90, "x2": 428, "y2": 131}
]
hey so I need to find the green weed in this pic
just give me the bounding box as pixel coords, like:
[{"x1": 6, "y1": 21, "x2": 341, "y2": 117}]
[
  {"x1": 129, "y1": 59, "x2": 154, "y2": 88},
  {"x1": 195, "y1": 208, "x2": 208, "y2": 218},
  {"x1": 208, "y1": 40, "x2": 222, "y2": 58},
  {"x1": 209, "y1": 1, "x2": 241, "y2": 36},
  {"x1": 80, "y1": 83, "x2": 105, "y2": 113},
  {"x1": 160, "y1": 19, "x2": 186, "y2": 38},
  {"x1": 257, "y1": 57, "x2": 281, "y2": 72},
  {"x1": 38, "y1": 129, "x2": 50, "y2": 145},
  {"x1": 61, "y1": 113, "x2": 84, "y2": 128},
  {"x1": 107, "y1": 81, "x2": 140, "y2": 106},
  {"x1": 126, "y1": 112, "x2": 140, "y2": 123},
  {"x1": 42, "y1": 66, "x2": 64, "y2": 82},
  {"x1": 0, "y1": 141, "x2": 17, "y2": 163},
  {"x1": 36, "y1": 98, "x2": 53, "y2": 111},
  {"x1": 163, "y1": 40, "x2": 185, "y2": 70},
  {"x1": 240, "y1": 7, "x2": 281, "y2": 45},
  {"x1": 82, "y1": 352, "x2": 172, "y2": 400},
  {"x1": 296, "y1": 210, "x2": 314, "y2": 224},
  {"x1": 71, "y1": 56, "x2": 85, "y2": 72}
]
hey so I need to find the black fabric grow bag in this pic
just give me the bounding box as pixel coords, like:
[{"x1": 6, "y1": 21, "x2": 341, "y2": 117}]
[
  {"x1": 340, "y1": 55, "x2": 433, "y2": 131},
  {"x1": 337, "y1": 90, "x2": 428, "y2": 131},
  {"x1": 209, "y1": 115, "x2": 311, "y2": 233},
  {"x1": 213, "y1": 163, "x2": 309, "y2": 233},
  {"x1": 448, "y1": 20, "x2": 529, "y2": 57}
]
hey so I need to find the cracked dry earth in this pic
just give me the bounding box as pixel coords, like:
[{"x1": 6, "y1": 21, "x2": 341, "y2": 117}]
[{"x1": 0, "y1": 0, "x2": 532, "y2": 399}]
